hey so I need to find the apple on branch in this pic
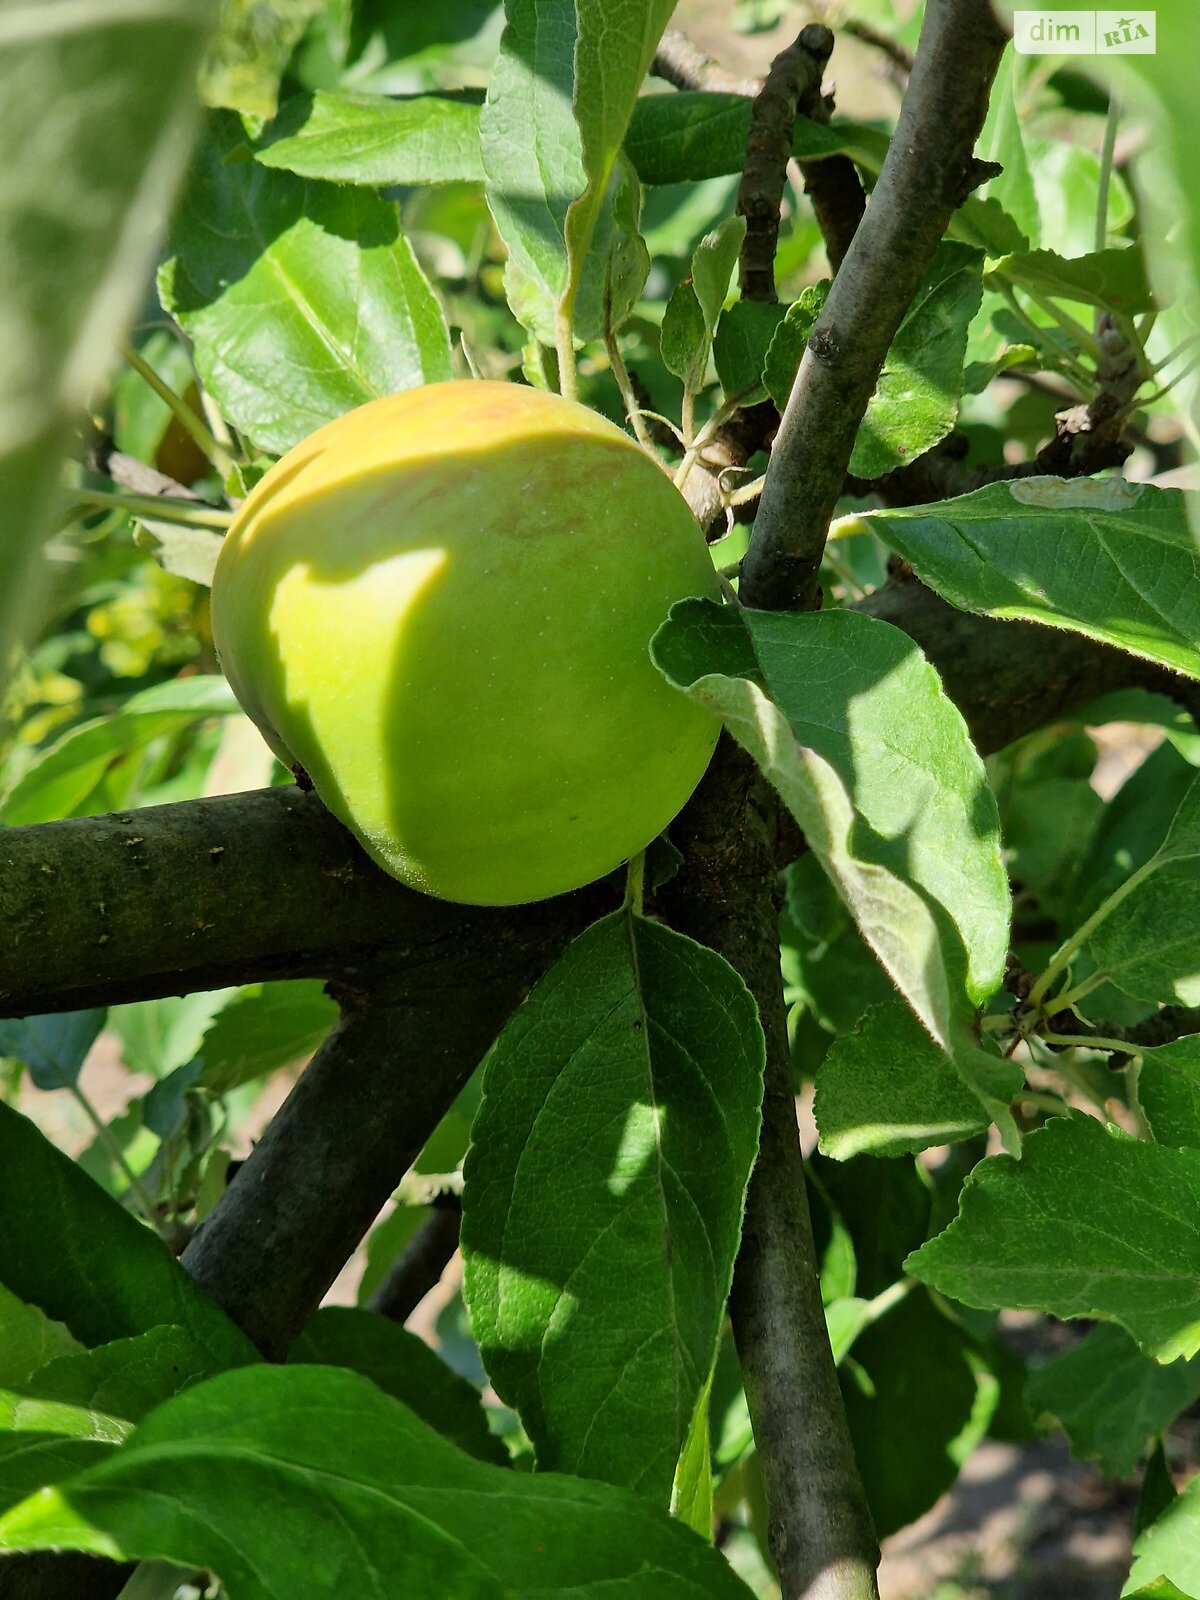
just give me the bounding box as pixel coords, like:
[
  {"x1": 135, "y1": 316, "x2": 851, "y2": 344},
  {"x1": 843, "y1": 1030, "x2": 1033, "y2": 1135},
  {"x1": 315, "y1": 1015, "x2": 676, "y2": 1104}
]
[{"x1": 211, "y1": 381, "x2": 722, "y2": 906}]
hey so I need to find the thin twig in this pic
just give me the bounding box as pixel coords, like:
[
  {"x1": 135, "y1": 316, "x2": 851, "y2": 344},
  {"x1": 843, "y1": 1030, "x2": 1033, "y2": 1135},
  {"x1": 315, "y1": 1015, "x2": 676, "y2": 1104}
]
[
  {"x1": 1095, "y1": 93, "x2": 1120, "y2": 255},
  {"x1": 120, "y1": 342, "x2": 236, "y2": 480},
  {"x1": 841, "y1": 16, "x2": 915, "y2": 76},
  {"x1": 69, "y1": 1084, "x2": 170, "y2": 1244},
  {"x1": 738, "y1": 0, "x2": 1009, "y2": 612},
  {"x1": 67, "y1": 487, "x2": 232, "y2": 530},
  {"x1": 737, "y1": 25, "x2": 834, "y2": 303},
  {"x1": 369, "y1": 1196, "x2": 463, "y2": 1324},
  {"x1": 651, "y1": 29, "x2": 761, "y2": 96}
]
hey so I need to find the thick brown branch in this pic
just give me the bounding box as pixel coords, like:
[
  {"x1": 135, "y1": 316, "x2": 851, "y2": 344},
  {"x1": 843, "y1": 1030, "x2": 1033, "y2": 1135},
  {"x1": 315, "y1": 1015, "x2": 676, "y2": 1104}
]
[
  {"x1": 0, "y1": 590, "x2": 1176, "y2": 1022},
  {"x1": 0, "y1": 787, "x2": 612, "y2": 1015},
  {"x1": 738, "y1": 0, "x2": 1008, "y2": 611},
  {"x1": 183, "y1": 996, "x2": 507, "y2": 1359}
]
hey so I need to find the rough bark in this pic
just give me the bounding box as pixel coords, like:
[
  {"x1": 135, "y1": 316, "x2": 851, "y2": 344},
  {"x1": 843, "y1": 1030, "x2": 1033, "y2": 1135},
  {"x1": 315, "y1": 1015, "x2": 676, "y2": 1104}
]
[
  {"x1": 739, "y1": 0, "x2": 1010, "y2": 612},
  {"x1": 659, "y1": 742, "x2": 879, "y2": 1599}
]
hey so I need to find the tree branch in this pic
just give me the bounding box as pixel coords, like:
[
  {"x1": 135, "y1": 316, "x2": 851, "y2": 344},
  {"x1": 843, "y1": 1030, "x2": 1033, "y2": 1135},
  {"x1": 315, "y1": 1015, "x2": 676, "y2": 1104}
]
[
  {"x1": 182, "y1": 997, "x2": 503, "y2": 1359},
  {"x1": 737, "y1": 26, "x2": 835, "y2": 303},
  {"x1": 0, "y1": 786, "x2": 612, "y2": 1015},
  {"x1": 658, "y1": 742, "x2": 879, "y2": 1600},
  {"x1": 651, "y1": 29, "x2": 761, "y2": 97},
  {"x1": 0, "y1": 590, "x2": 1177, "y2": 1023},
  {"x1": 840, "y1": 16, "x2": 915, "y2": 77},
  {"x1": 1, "y1": 581, "x2": 1181, "y2": 1600},
  {"x1": 663, "y1": 27, "x2": 864, "y2": 533},
  {"x1": 369, "y1": 1196, "x2": 462, "y2": 1324},
  {"x1": 738, "y1": 0, "x2": 1009, "y2": 611}
]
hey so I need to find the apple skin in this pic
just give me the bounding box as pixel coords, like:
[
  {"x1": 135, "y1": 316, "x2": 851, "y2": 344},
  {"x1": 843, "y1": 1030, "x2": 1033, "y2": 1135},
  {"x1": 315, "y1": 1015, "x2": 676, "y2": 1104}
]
[{"x1": 210, "y1": 380, "x2": 722, "y2": 905}]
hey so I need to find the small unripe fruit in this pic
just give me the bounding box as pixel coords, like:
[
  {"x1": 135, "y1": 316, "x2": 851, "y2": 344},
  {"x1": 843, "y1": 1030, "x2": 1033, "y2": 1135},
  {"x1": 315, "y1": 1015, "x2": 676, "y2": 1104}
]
[{"x1": 211, "y1": 381, "x2": 721, "y2": 905}]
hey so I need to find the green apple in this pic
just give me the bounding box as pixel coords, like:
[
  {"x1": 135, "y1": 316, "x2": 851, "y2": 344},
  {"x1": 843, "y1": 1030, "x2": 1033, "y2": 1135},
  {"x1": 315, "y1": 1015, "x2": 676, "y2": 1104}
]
[{"x1": 210, "y1": 380, "x2": 722, "y2": 905}]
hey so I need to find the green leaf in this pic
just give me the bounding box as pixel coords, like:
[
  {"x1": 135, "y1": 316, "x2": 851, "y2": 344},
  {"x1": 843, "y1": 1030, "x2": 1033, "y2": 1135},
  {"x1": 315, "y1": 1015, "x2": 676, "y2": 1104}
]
[
  {"x1": 814, "y1": 1001, "x2": 990, "y2": 1160},
  {"x1": 661, "y1": 283, "x2": 709, "y2": 392},
  {"x1": 670, "y1": 1378, "x2": 713, "y2": 1539},
  {"x1": 761, "y1": 248, "x2": 983, "y2": 475},
  {"x1": 809, "y1": 1152, "x2": 931, "y2": 1304},
  {"x1": 908, "y1": 1116, "x2": 1200, "y2": 1363},
  {"x1": 622, "y1": 93, "x2": 887, "y2": 187},
  {"x1": 462, "y1": 910, "x2": 764, "y2": 1502},
  {"x1": 652, "y1": 602, "x2": 1015, "y2": 1131},
  {"x1": 1025, "y1": 1324, "x2": 1200, "y2": 1477},
  {"x1": 252, "y1": 82, "x2": 877, "y2": 196},
  {"x1": 0, "y1": 1011, "x2": 105, "y2": 1093},
  {"x1": 995, "y1": 245, "x2": 1155, "y2": 315},
  {"x1": 288, "y1": 1306, "x2": 506, "y2": 1466},
  {"x1": 661, "y1": 217, "x2": 746, "y2": 394},
  {"x1": 0, "y1": 1286, "x2": 81, "y2": 1391},
  {"x1": 691, "y1": 217, "x2": 745, "y2": 332},
  {"x1": 0, "y1": 0, "x2": 214, "y2": 690},
  {"x1": 1127, "y1": 1473, "x2": 1200, "y2": 1597},
  {"x1": 0, "y1": 1326, "x2": 213, "y2": 1515},
  {"x1": 849, "y1": 243, "x2": 984, "y2": 479},
  {"x1": 1125, "y1": 1582, "x2": 1195, "y2": 1600},
  {"x1": 195, "y1": 980, "x2": 337, "y2": 1094},
  {"x1": 109, "y1": 991, "x2": 237, "y2": 1082},
  {"x1": 133, "y1": 519, "x2": 226, "y2": 587},
  {"x1": 0, "y1": 1366, "x2": 755, "y2": 1598},
  {"x1": 1068, "y1": 739, "x2": 1198, "y2": 924},
  {"x1": 762, "y1": 284, "x2": 828, "y2": 410},
  {"x1": 1084, "y1": 772, "x2": 1200, "y2": 1006},
  {"x1": 866, "y1": 479, "x2": 1200, "y2": 681},
  {"x1": 1137, "y1": 1438, "x2": 1181, "y2": 1541},
  {"x1": 962, "y1": 341, "x2": 1037, "y2": 395},
  {"x1": 1140, "y1": 1038, "x2": 1200, "y2": 1149},
  {"x1": 0, "y1": 1395, "x2": 121, "y2": 1521},
  {"x1": 625, "y1": 92, "x2": 753, "y2": 186},
  {"x1": 159, "y1": 111, "x2": 452, "y2": 456},
  {"x1": 948, "y1": 195, "x2": 1029, "y2": 257},
  {"x1": 977, "y1": 52, "x2": 1040, "y2": 247},
  {"x1": 1026, "y1": 137, "x2": 1134, "y2": 260},
  {"x1": 0, "y1": 677, "x2": 238, "y2": 826},
  {"x1": 21, "y1": 1327, "x2": 212, "y2": 1420},
  {"x1": 482, "y1": 0, "x2": 671, "y2": 342},
  {"x1": 258, "y1": 89, "x2": 486, "y2": 185},
  {"x1": 713, "y1": 300, "x2": 786, "y2": 402},
  {"x1": 200, "y1": 0, "x2": 321, "y2": 118},
  {"x1": 0, "y1": 1100, "x2": 254, "y2": 1371},
  {"x1": 841, "y1": 1290, "x2": 997, "y2": 1539}
]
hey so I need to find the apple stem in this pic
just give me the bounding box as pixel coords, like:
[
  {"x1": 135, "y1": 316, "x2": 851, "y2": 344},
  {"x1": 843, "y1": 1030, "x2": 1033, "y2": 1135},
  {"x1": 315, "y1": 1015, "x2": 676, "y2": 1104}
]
[
  {"x1": 66, "y1": 487, "x2": 233, "y2": 530},
  {"x1": 554, "y1": 311, "x2": 580, "y2": 403},
  {"x1": 604, "y1": 325, "x2": 657, "y2": 454},
  {"x1": 121, "y1": 340, "x2": 238, "y2": 481}
]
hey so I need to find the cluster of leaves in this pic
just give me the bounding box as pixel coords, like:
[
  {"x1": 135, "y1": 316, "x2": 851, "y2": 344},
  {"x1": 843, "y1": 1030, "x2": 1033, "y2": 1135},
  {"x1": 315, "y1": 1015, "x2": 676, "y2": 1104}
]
[{"x1": 3, "y1": 0, "x2": 1200, "y2": 1597}]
